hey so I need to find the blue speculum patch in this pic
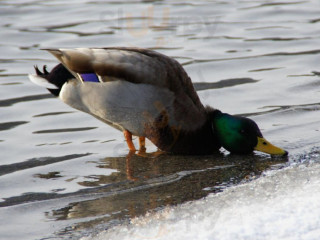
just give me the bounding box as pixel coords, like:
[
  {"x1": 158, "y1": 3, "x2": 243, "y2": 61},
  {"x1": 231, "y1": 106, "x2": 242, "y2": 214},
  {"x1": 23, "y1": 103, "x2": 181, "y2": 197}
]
[{"x1": 80, "y1": 73, "x2": 99, "y2": 82}]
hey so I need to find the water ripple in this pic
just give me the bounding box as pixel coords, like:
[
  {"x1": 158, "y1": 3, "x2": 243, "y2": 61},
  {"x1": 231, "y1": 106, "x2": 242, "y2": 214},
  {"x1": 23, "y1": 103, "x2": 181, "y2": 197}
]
[
  {"x1": 182, "y1": 49, "x2": 320, "y2": 66},
  {"x1": 0, "y1": 153, "x2": 92, "y2": 178},
  {"x1": 193, "y1": 78, "x2": 258, "y2": 91},
  {"x1": 0, "y1": 93, "x2": 52, "y2": 107},
  {"x1": 0, "y1": 121, "x2": 28, "y2": 131},
  {"x1": 33, "y1": 127, "x2": 98, "y2": 134}
]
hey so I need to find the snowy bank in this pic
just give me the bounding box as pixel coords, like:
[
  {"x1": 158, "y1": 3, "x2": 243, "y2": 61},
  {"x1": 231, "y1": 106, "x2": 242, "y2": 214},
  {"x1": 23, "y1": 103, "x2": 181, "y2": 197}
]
[{"x1": 82, "y1": 162, "x2": 320, "y2": 240}]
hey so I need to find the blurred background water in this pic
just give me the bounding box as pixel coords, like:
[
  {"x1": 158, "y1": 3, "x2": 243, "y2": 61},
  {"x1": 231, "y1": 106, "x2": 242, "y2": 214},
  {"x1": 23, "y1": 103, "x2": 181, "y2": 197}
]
[{"x1": 1, "y1": 0, "x2": 320, "y2": 239}]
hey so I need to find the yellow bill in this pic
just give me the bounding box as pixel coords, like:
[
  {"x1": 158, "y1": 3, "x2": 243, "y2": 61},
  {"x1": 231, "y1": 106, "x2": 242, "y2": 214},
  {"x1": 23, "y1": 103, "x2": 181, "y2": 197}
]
[{"x1": 254, "y1": 137, "x2": 288, "y2": 156}]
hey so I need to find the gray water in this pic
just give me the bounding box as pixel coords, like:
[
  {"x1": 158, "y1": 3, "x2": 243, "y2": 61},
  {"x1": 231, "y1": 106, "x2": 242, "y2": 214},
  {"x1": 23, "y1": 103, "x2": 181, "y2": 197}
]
[{"x1": 1, "y1": 0, "x2": 320, "y2": 239}]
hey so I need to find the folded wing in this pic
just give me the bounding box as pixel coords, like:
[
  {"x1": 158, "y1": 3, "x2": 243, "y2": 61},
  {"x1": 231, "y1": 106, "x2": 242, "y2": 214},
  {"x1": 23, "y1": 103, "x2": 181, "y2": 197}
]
[{"x1": 46, "y1": 47, "x2": 208, "y2": 133}]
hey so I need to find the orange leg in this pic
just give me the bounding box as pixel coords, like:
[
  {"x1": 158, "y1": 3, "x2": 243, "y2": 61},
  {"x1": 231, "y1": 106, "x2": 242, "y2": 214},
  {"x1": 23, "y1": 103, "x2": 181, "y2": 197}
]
[
  {"x1": 139, "y1": 136, "x2": 146, "y2": 152},
  {"x1": 123, "y1": 130, "x2": 136, "y2": 151}
]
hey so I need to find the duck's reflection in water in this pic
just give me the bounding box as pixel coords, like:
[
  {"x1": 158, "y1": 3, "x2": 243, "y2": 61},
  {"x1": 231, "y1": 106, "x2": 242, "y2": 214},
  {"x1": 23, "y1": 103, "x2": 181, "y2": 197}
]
[{"x1": 49, "y1": 152, "x2": 288, "y2": 234}]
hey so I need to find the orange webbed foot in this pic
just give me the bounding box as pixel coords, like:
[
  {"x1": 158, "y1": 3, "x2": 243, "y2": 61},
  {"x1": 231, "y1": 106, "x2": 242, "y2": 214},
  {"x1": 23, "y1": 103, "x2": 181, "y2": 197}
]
[{"x1": 123, "y1": 131, "x2": 165, "y2": 158}]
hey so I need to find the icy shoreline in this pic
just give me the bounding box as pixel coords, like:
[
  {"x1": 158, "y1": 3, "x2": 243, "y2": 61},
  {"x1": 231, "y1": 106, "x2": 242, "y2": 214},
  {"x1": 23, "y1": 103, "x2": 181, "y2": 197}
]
[{"x1": 83, "y1": 162, "x2": 320, "y2": 240}]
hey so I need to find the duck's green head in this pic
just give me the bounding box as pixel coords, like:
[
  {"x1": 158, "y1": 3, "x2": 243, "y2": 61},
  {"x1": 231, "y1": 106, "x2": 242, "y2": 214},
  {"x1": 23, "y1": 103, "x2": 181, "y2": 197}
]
[{"x1": 212, "y1": 111, "x2": 287, "y2": 156}]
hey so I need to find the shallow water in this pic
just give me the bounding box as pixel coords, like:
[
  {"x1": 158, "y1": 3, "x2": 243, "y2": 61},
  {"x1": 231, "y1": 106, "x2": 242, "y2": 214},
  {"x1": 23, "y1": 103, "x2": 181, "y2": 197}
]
[{"x1": 1, "y1": 0, "x2": 320, "y2": 239}]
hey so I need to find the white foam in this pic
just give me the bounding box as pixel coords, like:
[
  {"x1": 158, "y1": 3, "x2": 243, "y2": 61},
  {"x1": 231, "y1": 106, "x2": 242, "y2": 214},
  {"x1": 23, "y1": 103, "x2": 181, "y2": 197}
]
[{"x1": 82, "y1": 163, "x2": 320, "y2": 240}]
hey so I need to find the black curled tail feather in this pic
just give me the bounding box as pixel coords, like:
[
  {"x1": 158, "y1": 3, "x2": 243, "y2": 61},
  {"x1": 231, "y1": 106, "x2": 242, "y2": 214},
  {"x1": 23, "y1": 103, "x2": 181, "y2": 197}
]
[
  {"x1": 33, "y1": 63, "x2": 74, "y2": 97},
  {"x1": 43, "y1": 65, "x2": 49, "y2": 74},
  {"x1": 34, "y1": 65, "x2": 50, "y2": 76}
]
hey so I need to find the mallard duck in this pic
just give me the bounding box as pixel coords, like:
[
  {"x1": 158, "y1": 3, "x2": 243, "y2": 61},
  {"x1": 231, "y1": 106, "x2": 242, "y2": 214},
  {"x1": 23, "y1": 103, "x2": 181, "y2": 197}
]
[{"x1": 29, "y1": 47, "x2": 287, "y2": 156}]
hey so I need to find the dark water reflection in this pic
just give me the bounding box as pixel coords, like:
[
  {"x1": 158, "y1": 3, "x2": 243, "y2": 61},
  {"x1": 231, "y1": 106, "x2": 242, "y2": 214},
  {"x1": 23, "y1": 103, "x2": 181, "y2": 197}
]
[{"x1": 47, "y1": 152, "x2": 287, "y2": 235}]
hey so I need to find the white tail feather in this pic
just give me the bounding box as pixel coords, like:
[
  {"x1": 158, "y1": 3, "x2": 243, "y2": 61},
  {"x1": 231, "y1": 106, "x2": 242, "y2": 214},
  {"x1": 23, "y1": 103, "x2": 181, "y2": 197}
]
[{"x1": 28, "y1": 74, "x2": 58, "y2": 89}]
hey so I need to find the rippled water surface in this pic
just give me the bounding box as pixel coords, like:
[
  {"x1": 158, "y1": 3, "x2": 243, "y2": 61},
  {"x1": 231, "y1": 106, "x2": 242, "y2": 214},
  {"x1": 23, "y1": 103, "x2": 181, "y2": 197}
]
[{"x1": 1, "y1": 0, "x2": 320, "y2": 239}]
